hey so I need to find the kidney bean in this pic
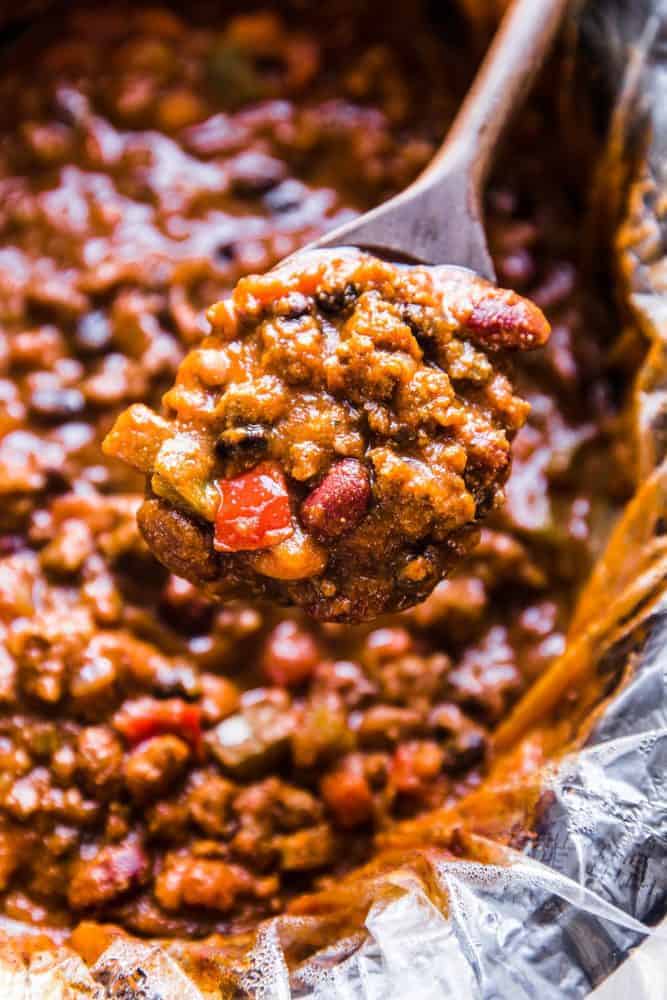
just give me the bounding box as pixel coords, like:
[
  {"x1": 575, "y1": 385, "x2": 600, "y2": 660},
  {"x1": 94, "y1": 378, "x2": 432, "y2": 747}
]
[
  {"x1": 261, "y1": 620, "x2": 321, "y2": 687},
  {"x1": 464, "y1": 286, "x2": 551, "y2": 351},
  {"x1": 300, "y1": 459, "x2": 370, "y2": 540}
]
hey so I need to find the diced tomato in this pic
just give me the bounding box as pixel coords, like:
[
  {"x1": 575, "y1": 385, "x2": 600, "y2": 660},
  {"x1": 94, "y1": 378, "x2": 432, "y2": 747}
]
[
  {"x1": 320, "y1": 767, "x2": 374, "y2": 829},
  {"x1": 391, "y1": 741, "x2": 444, "y2": 794},
  {"x1": 214, "y1": 462, "x2": 293, "y2": 553},
  {"x1": 113, "y1": 697, "x2": 203, "y2": 754}
]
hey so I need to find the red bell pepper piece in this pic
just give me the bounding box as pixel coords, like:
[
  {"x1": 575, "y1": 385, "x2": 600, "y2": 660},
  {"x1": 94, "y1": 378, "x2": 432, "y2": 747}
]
[
  {"x1": 113, "y1": 697, "x2": 203, "y2": 754},
  {"x1": 214, "y1": 461, "x2": 293, "y2": 552}
]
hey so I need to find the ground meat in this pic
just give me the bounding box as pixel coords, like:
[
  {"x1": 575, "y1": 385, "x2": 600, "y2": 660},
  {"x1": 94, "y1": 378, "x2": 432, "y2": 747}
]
[
  {"x1": 76, "y1": 726, "x2": 123, "y2": 797},
  {"x1": 68, "y1": 841, "x2": 149, "y2": 910},
  {"x1": 187, "y1": 773, "x2": 236, "y2": 836},
  {"x1": 154, "y1": 854, "x2": 255, "y2": 913},
  {"x1": 274, "y1": 823, "x2": 338, "y2": 870},
  {"x1": 123, "y1": 734, "x2": 191, "y2": 802},
  {"x1": 106, "y1": 250, "x2": 549, "y2": 621}
]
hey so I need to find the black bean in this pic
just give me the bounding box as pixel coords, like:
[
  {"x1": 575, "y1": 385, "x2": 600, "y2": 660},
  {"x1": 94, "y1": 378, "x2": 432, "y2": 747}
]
[
  {"x1": 315, "y1": 283, "x2": 359, "y2": 315},
  {"x1": 215, "y1": 244, "x2": 236, "y2": 263},
  {"x1": 215, "y1": 424, "x2": 268, "y2": 457}
]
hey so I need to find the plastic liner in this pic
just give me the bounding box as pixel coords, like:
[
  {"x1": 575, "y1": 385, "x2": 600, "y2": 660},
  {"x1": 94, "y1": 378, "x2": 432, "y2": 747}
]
[
  {"x1": 2, "y1": 0, "x2": 667, "y2": 996},
  {"x1": 256, "y1": 601, "x2": 667, "y2": 1000}
]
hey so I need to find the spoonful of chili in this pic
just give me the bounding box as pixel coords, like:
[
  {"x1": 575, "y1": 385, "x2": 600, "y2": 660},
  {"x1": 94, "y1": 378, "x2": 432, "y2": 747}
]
[{"x1": 105, "y1": 0, "x2": 568, "y2": 622}]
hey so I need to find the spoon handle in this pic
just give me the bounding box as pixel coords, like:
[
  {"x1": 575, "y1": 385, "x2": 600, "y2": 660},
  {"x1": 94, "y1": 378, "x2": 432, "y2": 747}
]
[
  {"x1": 423, "y1": 0, "x2": 571, "y2": 193},
  {"x1": 313, "y1": 0, "x2": 570, "y2": 277}
]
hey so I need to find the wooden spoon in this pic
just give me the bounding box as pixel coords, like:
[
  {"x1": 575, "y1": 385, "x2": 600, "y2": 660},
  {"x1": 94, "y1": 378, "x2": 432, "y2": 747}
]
[{"x1": 308, "y1": 0, "x2": 570, "y2": 280}]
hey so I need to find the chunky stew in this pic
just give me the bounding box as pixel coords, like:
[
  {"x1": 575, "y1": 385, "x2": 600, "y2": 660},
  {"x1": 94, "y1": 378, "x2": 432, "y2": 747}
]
[{"x1": 0, "y1": 1, "x2": 621, "y2": 942}]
